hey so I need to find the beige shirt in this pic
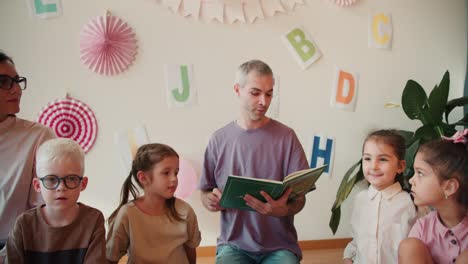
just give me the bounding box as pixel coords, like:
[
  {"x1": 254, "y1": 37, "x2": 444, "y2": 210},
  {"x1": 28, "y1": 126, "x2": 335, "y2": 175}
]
[
  {"x1": 0, "y1": 116, "x2": 55, "y2": 241},
  {"x1": 106, "y1": 199, "x2": 201, "y2": 264},
  {"x1": 343, "y1": 182, "x2": 417, "y2": 264}
]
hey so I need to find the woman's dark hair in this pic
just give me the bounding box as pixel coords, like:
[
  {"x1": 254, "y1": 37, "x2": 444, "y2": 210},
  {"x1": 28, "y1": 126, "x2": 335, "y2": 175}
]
[
  {"x1": 108, "y1": 143, "x2": 183, "y2": 224},
  {"x1": 363, "y1": 129, "x2": 407, "y2": 184},
  {"x1": 0, "y1": 51, "x2": 14, "y2": 64},
  {"x1": 417, "y1": 135, "x2": 468, "y2": 207}
]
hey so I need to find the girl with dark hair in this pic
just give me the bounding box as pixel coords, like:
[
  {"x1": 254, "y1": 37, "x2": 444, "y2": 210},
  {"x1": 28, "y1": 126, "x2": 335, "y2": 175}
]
[
  {"x1": 343, "y1": 130, "x2": 417, "y2": 264},
  {"x1": 106, "y1": 143, "x2": 201, "y2": 264},
  {"x1": 399, "y1": 129, "x2": 468, "y2": 264}
]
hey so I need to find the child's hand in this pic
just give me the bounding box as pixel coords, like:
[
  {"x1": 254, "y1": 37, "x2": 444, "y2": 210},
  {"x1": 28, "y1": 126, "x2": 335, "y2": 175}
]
[{"x1": 343, "y1": 258, "x2": 353, "y2": 264}]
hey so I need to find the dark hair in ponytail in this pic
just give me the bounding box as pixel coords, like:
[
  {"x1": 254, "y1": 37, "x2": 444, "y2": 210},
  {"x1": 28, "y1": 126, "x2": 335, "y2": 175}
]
[
  {"x1": 108, "y1": 143, "x2": 183, "y2": 224},
  {"x1": 417, "y1": 131, "x2": 468, "y2": 208}
]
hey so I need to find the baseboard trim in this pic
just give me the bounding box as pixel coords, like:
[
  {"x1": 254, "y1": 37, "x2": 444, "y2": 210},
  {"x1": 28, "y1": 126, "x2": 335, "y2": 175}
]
[{"x1": 196, "y1": 238, "x2": 352, "y2": 257}]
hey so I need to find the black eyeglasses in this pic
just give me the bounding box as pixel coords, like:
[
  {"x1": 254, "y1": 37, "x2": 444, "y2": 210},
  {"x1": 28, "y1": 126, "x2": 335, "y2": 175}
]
[
  {"x1": 39, "y1": 175, "x2": 83, "y2": 190},
  {"x1": 0, "y1": 74, "x2": 27, "y2": 91}
]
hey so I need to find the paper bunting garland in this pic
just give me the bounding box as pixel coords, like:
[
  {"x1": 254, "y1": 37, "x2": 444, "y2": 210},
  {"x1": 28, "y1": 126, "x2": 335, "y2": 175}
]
[
  {"x1": 161, "y1": 0, "x2": 305, "y2": 23},
  {"x1": 330, "y1": 0, "x2": 357, "y2": 7},
  {"x1": 37, "y1": 96, "x2": 98, "y2": 153},
  {"x1": 80, "y1": 12, "x2": 137, "y2": 75}
]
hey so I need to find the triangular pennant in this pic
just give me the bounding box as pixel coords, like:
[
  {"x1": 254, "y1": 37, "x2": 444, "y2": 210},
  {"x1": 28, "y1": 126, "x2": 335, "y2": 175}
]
[
  {"x1": 200, "y1": 1, "x2": 224, "y2": 23},
  {"x1": 260, "y1": 0, "x2": 285, "y2": 17},
  {"x1": 224, "y1": 0, "x2": 245, "y2": 23},
  {"x1": 164, "y1": 0, "x2": 182, "y2": 12},
  {"x1": 181, "y1": 0, "x2": 201, "y2": 17},
  {"x1": 280, "y1": 0, "x2": 304, "y2": 11},
  {"x1": 243, "y1": 0, "x2": 263, "y2": 23}
]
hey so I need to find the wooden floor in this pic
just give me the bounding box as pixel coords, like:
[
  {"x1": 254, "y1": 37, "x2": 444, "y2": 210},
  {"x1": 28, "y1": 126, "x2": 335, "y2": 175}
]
[
  {"x1": 197, "y1": 248, "x2": 343, "y2": 264},
  {"x1": 118, "y1": 239, "x2": 349, "y2": 263},
  {"x1": 118, "y1": 248, "x2": 343, "y2": 263}
]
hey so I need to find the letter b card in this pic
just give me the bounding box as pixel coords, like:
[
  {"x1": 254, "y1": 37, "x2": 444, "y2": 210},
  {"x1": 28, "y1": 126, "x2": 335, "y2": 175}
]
[{"x1": 282, "y1": 26, "x2": 322, "y2": 70}]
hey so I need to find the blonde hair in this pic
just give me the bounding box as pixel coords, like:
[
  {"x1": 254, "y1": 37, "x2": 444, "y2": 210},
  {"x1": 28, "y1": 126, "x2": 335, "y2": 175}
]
[{"x1": 36, "y1": 138, "x2": 85, "y2": 177}]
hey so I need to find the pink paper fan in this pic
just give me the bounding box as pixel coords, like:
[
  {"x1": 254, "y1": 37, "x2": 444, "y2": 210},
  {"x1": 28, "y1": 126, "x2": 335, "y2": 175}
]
[
  {"x1": 174, "y1": 158, "x2": 198, "y2": 200},
  {"x1": 80, "y1": 12, "x2": 137, "y2": 75},
  {"x1": 37, "y1": 96, "x2": 98, "y2": 153}
]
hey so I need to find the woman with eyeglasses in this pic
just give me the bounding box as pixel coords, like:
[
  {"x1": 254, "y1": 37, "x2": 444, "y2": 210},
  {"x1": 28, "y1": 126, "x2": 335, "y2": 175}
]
[{"x1": 0, "y1": 51, "x2": 56, "y2": 254}]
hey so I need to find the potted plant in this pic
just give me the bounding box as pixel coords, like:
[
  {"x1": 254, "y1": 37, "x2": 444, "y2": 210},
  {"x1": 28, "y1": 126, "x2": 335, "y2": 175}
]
[{"x1": 329, "y1": 71, "x2": 468, "y2": 234}]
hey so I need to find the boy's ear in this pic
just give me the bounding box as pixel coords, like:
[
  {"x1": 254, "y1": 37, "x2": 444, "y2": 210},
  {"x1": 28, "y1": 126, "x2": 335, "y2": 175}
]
[
  {"x1": 32, "y1": 178, "x2": 41, "y2": 193},
  {"x1": 80, "y1": 176, "x2": 88, "y2": 192},
  {"x1": 444, "y1": 178, "x2": 460, "y2": 197}
]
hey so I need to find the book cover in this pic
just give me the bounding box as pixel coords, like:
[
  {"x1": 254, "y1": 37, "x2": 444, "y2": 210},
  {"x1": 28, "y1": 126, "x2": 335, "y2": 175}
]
[{"x1": 220, "y1": 165, "x2": 327, "y2": 210}]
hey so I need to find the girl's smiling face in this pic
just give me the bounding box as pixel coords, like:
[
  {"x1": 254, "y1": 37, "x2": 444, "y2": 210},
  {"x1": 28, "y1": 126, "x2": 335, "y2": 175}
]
[{"x1": 362, "y1": 139, "x2": 405, "y2": 191}]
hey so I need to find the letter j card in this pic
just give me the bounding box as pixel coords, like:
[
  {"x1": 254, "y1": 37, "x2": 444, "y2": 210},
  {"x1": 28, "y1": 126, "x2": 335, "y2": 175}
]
[{"x1": 164, "y1": 64, "x2": 198, "y2": 109}]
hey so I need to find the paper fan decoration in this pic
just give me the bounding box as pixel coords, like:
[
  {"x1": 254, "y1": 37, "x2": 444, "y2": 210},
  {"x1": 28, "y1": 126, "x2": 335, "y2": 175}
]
[
  {"x1": 37, "y1": 96, "x2": 98, "y2": 153},
  {"x1": 161, "y1": 0, "x2": 305, "y2": 24},
  {"x1": 330, "y1": 0, "x2": 357, "y2": 7},
  {"x1": 80, "y1": 12, "x2": 137, "y2": 75},
  {"x1": 174, "y1": 158, "x2": 198, "y2": 200}
]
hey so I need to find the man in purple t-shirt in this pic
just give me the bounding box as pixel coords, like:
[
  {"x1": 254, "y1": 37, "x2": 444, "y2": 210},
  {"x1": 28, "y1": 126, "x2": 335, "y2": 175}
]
[{"x1": 199, "y1": 60, "x2": 310, "y2": 264}]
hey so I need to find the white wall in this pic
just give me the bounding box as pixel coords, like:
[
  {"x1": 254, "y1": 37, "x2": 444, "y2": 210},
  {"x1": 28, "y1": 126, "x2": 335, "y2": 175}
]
[{"x1": 1, "y1": 0, "x2": 466, "y2": 246}]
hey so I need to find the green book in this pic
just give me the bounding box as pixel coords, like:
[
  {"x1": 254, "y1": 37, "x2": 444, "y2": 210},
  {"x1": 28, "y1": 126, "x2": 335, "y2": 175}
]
[{"x1": 219, "y1": 165, "x2": 328, "y2": 211}]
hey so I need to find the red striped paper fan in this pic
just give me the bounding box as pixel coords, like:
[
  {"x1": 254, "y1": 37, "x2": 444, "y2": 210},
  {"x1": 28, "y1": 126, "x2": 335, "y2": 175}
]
[
  {"x1": 37, "y1": 96, "x2": 98, "y2": 153},
  {"x1": 80, "y1": 12, "x2": 137, "y2": 75}
]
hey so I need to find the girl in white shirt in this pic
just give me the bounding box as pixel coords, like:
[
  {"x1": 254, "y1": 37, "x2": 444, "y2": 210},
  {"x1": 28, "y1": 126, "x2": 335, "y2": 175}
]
[{"x1": 343, "y1": 130, "x2": 417, "y2": 264}]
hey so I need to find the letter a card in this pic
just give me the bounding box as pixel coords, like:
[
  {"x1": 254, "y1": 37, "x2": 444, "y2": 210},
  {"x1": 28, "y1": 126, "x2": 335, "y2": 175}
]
[
  {"x1": 331, "y1": 67, "x2": 359, "y2": 112},
  {"x1": 281, "y1": 26, "x2": 322, "y2": 70}
]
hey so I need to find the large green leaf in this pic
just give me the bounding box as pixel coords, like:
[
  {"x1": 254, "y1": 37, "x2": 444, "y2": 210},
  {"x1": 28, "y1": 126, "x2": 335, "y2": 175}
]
[
  {"x1": 445, "y1": 96, "x2": 468, "y2": 123},
  {"x1": 397, "y1": 130, "x2": 417, "y2": 147},
  {"x1": 402, "y1": 80, "x2": 428, "y2": 121},
  {"x1": 330, "y1": 160, "x2": 364, "y2": 234},
  {"x1": 413, "y1": 124, "x2": 439, "y2": 144},
  {"x1": 332, "y1": 160, "x2": 363, "y2": 209},
  {"x1": 453, "y1": 120, "x2": 468, "y2": 127},
  {"x1": 440, "y1": 122, "x2": 457, "y2": 136},
  {"x1": 428, "y1": 71, "x2": 450, "y2": 124},
  {"x1": 329, "y1": 206, "x2": 341, "y2": 235},
  {"x1": 403, "y1": 138, "x2": 420, "y2": 180},
  {"x1": 397, "y1": 130, "x2": 414, "y2": 144}
]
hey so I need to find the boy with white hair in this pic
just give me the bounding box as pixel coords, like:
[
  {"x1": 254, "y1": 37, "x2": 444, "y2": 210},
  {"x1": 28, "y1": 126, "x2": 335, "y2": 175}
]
[{"x1": 3, "y1": 138, "x2": 106, "y2": 263}]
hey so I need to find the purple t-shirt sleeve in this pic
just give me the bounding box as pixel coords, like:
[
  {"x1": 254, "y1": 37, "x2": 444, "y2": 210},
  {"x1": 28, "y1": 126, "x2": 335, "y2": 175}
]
[
  {"x1": 198, "y1": 136, "x2": 217, "y2": 191},
  {"x1": 285, "y1": 131, "x2": 309, "y2": 175}
]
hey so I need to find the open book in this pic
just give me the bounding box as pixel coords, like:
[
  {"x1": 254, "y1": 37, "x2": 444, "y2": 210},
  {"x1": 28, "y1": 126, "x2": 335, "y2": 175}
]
[{"x1": 219, "y1": 165, "x2": 327, "y2": 210}]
